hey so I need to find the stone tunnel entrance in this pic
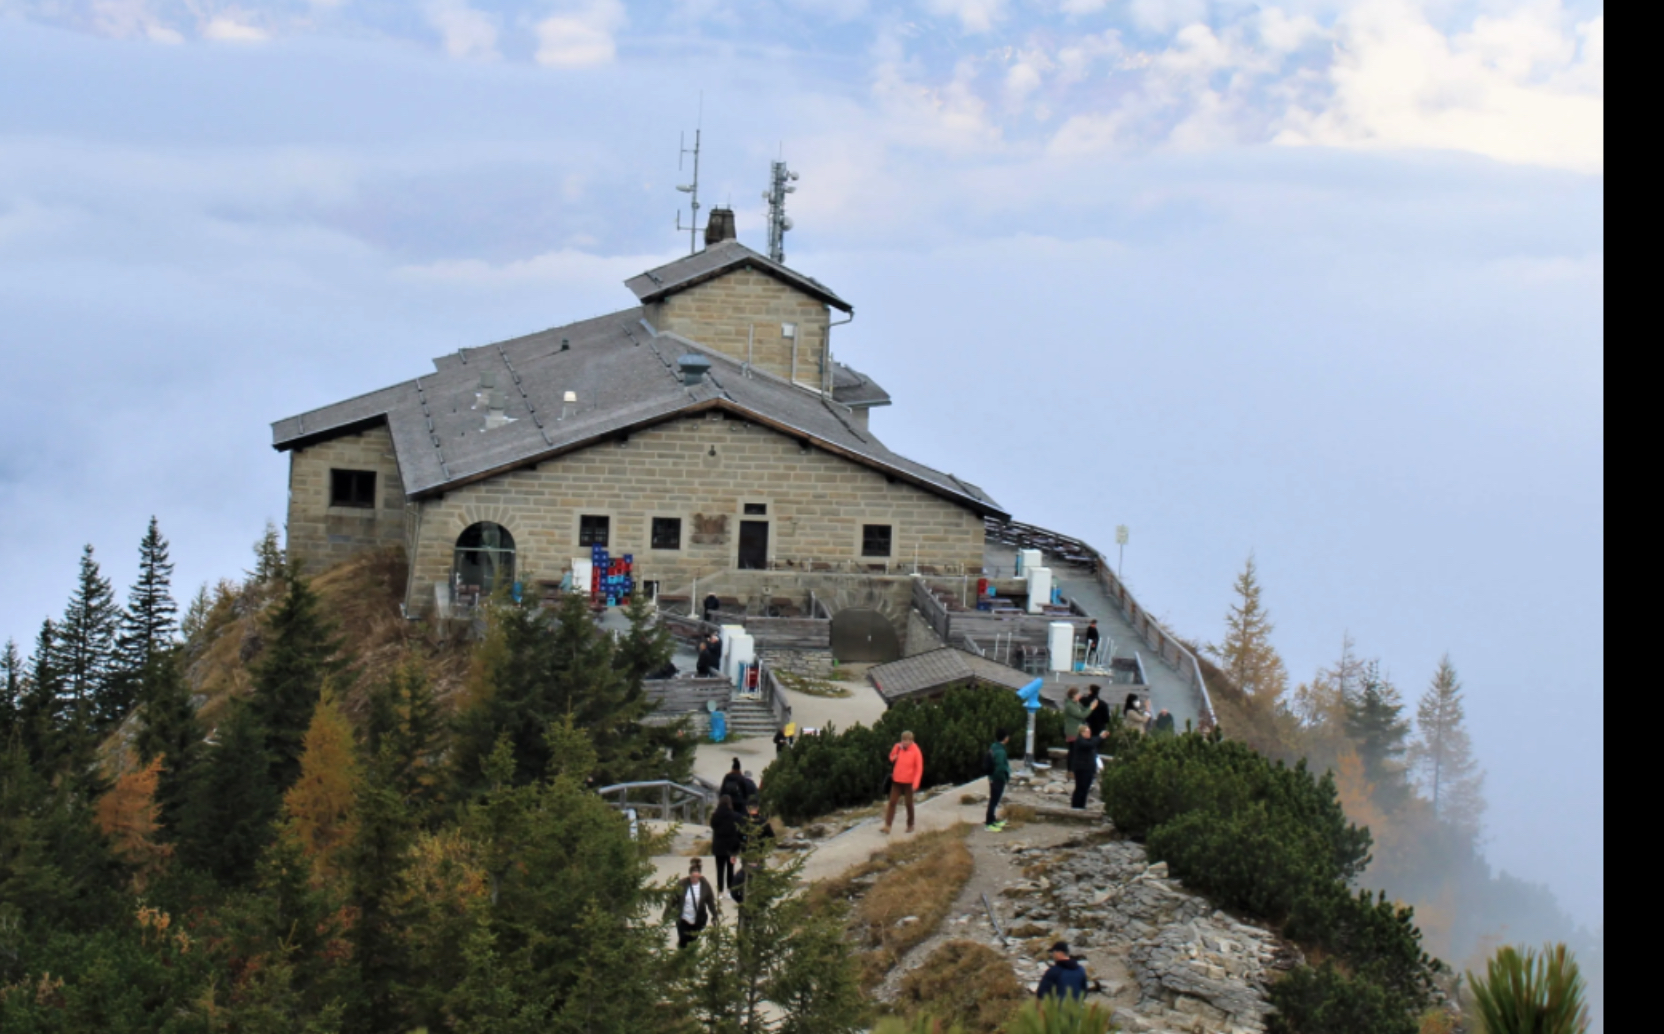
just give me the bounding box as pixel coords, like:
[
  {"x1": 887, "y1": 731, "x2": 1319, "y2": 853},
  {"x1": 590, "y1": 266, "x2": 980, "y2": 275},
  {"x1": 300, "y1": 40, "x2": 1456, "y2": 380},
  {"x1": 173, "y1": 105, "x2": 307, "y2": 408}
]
[{"x1": 830, "y1": 608, "x2": 901, "y2": 663}]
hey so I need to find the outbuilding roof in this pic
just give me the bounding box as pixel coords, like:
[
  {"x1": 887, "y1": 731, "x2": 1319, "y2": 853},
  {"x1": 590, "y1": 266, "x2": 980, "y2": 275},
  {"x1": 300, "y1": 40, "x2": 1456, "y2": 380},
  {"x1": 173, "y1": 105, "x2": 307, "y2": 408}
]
[
  {"x1": 624, "y1": 240, "x2": 853, "y2": 312},
  {"x1": 868, "y1": 647, "x2": 1035, "y2": 704},
  {"x1": 270, "y1": 306, "x2": 1004, "y2": 518}
]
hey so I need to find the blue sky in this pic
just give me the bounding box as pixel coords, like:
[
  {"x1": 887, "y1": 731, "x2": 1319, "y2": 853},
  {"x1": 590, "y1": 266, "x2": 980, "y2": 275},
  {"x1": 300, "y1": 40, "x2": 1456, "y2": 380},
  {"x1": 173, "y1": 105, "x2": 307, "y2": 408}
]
[{"x1": 0, "y1": 0, "x2": 1601, "y2": 925}]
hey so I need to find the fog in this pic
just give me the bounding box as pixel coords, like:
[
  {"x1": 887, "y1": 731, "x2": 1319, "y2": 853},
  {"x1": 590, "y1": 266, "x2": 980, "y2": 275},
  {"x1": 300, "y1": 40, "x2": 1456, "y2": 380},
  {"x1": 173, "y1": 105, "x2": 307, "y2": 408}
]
[{"x1": 1, "y1": 0, "x2": 1601, "y2": 956}]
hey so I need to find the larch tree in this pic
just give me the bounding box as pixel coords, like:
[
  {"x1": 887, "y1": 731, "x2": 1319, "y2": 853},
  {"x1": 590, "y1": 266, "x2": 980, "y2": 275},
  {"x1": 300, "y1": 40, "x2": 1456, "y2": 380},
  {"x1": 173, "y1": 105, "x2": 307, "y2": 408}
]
[
  {"x1": 250, "y1": 568, "x2": 339, "y2": 795},
  {"x1": 1408, "y1": 654, "x2": 1485, "y2": 836},
  {"x1": 57, "y1": 544, "x2": 120, "y2": 732},
  {"x1": 115, "y1": 517, "x2": 179, "y2": 688},
  {"x1": 281, "y1": 688, "x2": 361, "y2": 882},
  {"x1": 180, "y1": 583, "x2": 213, "y2": 643},
  {"x1": 1211, "y1": 553, "x2": 1291, "y2": 701},
  {"x1": 1343, "y1": 660, "x2": 1412, "y2": 812},
  {"x1": 1290, "y1": 634, "x2": 1368, "y2": 775},
  {"x1": 94, "y1": 754, "x2": 173, "y2": 887},
  {"x1": 249, "y1": 520, "x2": 287, "y2": 587}
]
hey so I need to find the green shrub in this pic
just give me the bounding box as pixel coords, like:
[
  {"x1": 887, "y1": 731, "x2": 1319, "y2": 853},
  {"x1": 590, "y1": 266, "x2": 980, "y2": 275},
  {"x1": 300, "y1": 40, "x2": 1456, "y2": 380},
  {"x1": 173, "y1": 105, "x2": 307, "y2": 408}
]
[
  {"x1": 1285, "y1": 884, "x2": 1439, "y2": 1006},
  {"x1": 1269, "y1": 961, "x2": 1418, "y2": 1034},
  {"x1": 1465, "y1": 944, "x2": 1590, "y2": 1034},
  {"x1": 762, "y1": 685, "x2": 1063, "y2": 824}
]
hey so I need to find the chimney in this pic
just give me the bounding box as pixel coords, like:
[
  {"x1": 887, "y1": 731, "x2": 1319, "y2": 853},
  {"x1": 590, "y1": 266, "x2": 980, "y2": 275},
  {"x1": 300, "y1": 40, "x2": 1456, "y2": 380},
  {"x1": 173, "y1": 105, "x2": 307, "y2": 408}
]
[
  {"x1": 562, "y1": 390, "x2": 577, "y2": 420},
  {"x1": 704, "y1": 207, "x2": 736, "y2": 248},
  {"x1": 677, "y1": 354, "x2": 712, "y2": 386},
  {"x1": 484, "y1": 390, "x2": 512, "y2": 430}
]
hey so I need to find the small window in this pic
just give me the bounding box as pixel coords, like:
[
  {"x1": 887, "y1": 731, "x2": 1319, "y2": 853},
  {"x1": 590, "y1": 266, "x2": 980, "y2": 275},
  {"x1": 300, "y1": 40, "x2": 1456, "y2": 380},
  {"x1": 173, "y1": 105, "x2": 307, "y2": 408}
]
[
  {"x1": 330, "y1": 469, "x2": 376, "y2": 509},
  {"x1": 579, "y1": 515, "x2": 610, "y2": 547},
  {"x1": 862, "y1": 524, "x2": 893, "y2": 558},
  {"x1": 651, "y1": 517, "x2": 682, "y2": 550},
  {"x1": 743, "y1": 502, "x2": 768, "y2": 516}
]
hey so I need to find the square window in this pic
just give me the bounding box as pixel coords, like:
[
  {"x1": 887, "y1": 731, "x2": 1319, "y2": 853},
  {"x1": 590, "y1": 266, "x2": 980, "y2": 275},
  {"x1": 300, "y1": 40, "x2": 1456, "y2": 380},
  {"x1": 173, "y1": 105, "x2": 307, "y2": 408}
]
[
  {"x1": 861, "y1": 524, "x2": 893, "y2": 558},
  {"x1": 743, "y1": 502, "x2": 768, "y2": 516},
  {"x1": 330, "y1": 469, "x2": 376, "y2": 509},
  {"x1": 579, "y1": 514, "x2": 610, "y2": 547},
  {"x1": 651, "y1": 517, "x2": 682, "y2": 550}
]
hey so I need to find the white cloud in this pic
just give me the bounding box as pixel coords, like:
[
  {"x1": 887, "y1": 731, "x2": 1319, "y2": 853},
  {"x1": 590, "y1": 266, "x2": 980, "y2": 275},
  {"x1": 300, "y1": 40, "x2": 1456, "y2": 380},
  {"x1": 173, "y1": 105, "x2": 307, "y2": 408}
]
[
  {"x1": 86, "y1": 0, "x2": 184, "y2": 43},
  {"x1": 202, "y1": 15, "x2": 269, "y2": 42},
  {"x1": 424, "y1": 0, "x2": 499, "y2": 60},
  {"x1": 1276, "y1": 0, "x2": 1603, "y2": 173},
  {"x1": 534, "y1": 0, "x2": 626, "y2": 68},
  {"x1": 923, "y1": 0, "x2": 1007, "y2": 34},
  {"x1": 1128, "y1": 0, "x2": 1208, "y2": 34}
]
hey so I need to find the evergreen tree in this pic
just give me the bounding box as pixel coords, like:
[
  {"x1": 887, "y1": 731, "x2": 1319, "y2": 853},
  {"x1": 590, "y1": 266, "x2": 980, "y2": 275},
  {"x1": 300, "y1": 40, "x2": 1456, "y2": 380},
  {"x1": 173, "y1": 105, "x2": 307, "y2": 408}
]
[
  {"x1": 365, "y1": 657, "x2": 446, "y2": 816},
  {"x1": 1210, "y1": 553, "x2": 1290, "y2": 700},
  {"x1": 250, "y1": 568, "x2": 339, "y2": 794},
  {"x1": 1344, "y1": 661, "x2": 1412, "y2": 812},
  {"x1": 180, "y1": 582, "x2": 213, "y2": 643},
  {"x1": 250, "y1": 519, "x2": 287, "y2": 587},
  {"x1": 0, "y1": 735, "x2": 123, "y2": 929},
  {"x1": 58, "y1": 544, "x2": 121, "y2": 731},
  {"x1": 20, "y1": 619, "x2": 64, "y2": 770},
  {"x1": 178, "y1": 700, "x2": 280, "y2": 885},
  {"x1": 1, "y1": 638, "x2": 19, "y2": 744},
  {"x1": 114, "y1": 516, "x2": 179, "y2": 693},
  {"x1": 1408, "y1": 655, "x2": 1485, "y2": 835},
  {"x1": 133, "y1": 649, "x2": 204, "y2": 836},
  {"x1": 345, "y1": 749, "x2": 417, "y2": 1032}
]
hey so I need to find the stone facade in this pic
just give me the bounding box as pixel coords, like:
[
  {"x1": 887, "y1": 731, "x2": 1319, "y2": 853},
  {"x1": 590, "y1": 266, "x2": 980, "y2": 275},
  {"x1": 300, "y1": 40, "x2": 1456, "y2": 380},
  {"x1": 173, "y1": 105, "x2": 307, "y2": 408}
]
[
  {"x1": 285, "y1": 423, "x2": 407, "y2": 572},
  {"x1": 398, "y1": 412, "x2": 986, "y2": 614},
  {"x1": 645, "y1": 267, "x2": 832, "y2": 389}
]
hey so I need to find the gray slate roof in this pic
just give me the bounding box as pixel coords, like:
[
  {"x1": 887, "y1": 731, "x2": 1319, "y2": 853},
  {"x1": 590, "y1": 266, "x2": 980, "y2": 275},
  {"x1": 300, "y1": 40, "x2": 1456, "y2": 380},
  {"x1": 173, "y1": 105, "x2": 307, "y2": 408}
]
[
  {"x1": 831, "y1": 361, "x2": 891, "y2": 408},
  {"x1": 868, "y1": 647, "x2": 1034, "y2": 704},
  {"x1": 271, "y1": 306, "x2": 1004, "y2": 517},
  {"x1": 624, "y1": 240, "x2": 853, "y2": 312}
]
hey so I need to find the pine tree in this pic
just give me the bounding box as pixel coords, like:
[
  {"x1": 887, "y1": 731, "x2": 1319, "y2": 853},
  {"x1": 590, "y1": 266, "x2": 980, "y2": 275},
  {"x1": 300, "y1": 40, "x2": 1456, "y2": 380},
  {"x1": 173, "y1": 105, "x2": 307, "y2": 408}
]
[
  {"x1": 250, "y1": 568, "x2": 339, "y2": 794},
  {"x1": 58, "y1": 544, "x2": 121, "y2": 730},
  {"x1": 1408, "y1": 655, "x2": 1485, "y2": 835},
  {"x1": 250, "y1": 520, "x2": 287, "y2": 587},
  {"x1": 180, "y1": 583, "x2": 212, "y2": 643},
  {"x1": 133, "y1": 649, "x2": 204, "y2": 837},
  {"x1": 115, "y1": 516, "x2": 179, "y2": 688},
  {"x1": 1291, "y1": 634, "x2": 1366, "y2": 776},
  {"x1": 178, "y1": 700, "x2": 280, "y2": 885},
  {"x1": 20, "y1": 619, "x2": 65, "y2": 770},
  {"x1": 365, "y1": 658, "x2": 446, "y2": 815},
  {"x1": 1210, "y1": 553, "x2": 1290, "y2": 701},
  {"x1": 1344, "y1": 660, "x2": 1412, "y2": 812},
  {"x1": 1, "y1": 638, "x2": 20, "y2": 745},
  {"x1": 281, "y1": 689, "x2": 361, "y2": 882}
]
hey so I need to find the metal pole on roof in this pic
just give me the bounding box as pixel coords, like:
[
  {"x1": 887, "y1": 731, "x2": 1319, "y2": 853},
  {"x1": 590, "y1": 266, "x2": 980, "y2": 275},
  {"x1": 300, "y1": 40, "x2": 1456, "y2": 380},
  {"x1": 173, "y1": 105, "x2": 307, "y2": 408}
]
[{"x1": 675, "y1": 97, "x2": 704, "y2": 255}]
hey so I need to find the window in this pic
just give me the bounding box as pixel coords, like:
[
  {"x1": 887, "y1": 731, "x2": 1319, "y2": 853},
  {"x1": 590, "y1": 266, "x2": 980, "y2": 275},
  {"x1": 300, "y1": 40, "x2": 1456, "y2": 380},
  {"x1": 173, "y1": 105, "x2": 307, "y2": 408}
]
[
  {"x1": 743, "y1": 502, "x2": 768, "y2": 516},
  {"x1": 651, "y1": 517, "x2": 682, "y2": 550},
  {"x1": 862, "y1": 524, "x2": 893, "y2": 558},
  {"x1": 330, "y1": 469, "x2": 376, "y2": 509},
  {"x1": 579, "y1": 514, "x2": 610, "y2": 547}
]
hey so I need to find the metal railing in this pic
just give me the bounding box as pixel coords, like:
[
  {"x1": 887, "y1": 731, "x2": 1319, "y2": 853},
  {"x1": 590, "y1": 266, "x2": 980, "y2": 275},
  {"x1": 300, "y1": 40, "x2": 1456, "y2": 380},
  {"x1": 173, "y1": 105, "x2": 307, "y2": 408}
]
[{"x1": 596, "y1": 780, "x2": 714, "y2": 825}]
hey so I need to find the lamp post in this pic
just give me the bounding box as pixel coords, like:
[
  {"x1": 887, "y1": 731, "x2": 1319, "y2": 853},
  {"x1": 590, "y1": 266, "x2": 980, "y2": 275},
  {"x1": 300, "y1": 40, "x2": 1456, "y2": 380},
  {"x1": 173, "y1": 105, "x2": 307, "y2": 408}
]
[{"x1": 1115, "y1": 525, "x2": 1129, "y2": 580}]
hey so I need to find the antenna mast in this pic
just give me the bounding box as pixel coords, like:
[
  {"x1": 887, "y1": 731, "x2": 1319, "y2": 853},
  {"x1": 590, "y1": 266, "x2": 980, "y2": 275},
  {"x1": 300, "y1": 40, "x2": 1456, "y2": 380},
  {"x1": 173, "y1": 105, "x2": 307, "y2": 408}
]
[
  {"x1": 764, "y1": 158, "x2": 797, "y2": 263},
  {"x1": 675, "y1": 104, "x2": 704, "y2": 255}
]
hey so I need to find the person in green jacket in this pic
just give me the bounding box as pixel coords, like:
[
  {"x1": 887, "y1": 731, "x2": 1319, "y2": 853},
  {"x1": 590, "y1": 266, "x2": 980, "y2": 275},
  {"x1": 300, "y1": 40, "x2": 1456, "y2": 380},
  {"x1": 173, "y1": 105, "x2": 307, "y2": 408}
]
[
  {"x1": 985, "y1": 729, "x2": 1012, "y2": 832},
  {"x1": 1063, "y1": 688, "x2": 1090, "y2": 744}
]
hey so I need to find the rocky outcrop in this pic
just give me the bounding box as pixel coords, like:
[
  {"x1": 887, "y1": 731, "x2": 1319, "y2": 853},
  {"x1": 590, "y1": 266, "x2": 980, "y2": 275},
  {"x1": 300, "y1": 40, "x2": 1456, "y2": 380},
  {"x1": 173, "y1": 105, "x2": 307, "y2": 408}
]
[{"x1": 997, "y1": 837, "x2": 1301, "y2": 1034}]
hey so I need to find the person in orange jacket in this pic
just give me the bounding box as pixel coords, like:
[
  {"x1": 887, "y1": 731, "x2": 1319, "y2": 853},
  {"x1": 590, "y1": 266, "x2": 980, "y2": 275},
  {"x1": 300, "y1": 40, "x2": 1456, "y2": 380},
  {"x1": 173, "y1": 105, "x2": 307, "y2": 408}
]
[{"x1": 883, "y1": 731, "x2": 924, "y2": 834}]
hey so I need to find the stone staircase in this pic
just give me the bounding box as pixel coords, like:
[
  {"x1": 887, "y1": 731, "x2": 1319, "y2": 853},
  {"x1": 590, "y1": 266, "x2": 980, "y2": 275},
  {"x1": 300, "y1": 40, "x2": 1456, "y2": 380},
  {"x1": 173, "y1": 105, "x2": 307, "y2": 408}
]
[{"x1": 722, "y1": 695, "x2": 781, "y2": 739}]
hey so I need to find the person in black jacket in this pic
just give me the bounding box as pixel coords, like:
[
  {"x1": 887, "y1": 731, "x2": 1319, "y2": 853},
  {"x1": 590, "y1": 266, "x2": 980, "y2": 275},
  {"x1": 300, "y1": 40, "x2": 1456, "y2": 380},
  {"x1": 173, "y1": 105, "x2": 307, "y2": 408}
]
[
  {"x1": 709, "y1": 794, "x2": 743, "y2": 893},
  {"x1": 1036, "y1": 941, "x2": 1089, "y2": 1001},
  {"x1": 740, "y1": 799, "x2": 776, "y2": 858},
  {"x1": 671, "y1": 858, "x2": 720, "y2": 949},
  {"x1": 1084, "y1": 684, "x2": 1110, "y2": 739},
  {"x1": 1067, "y1": 725, "x2": 1101, "y2": 809},
  {"x1": 719, "y1": 758, "x2": 749, "y2": 809}
]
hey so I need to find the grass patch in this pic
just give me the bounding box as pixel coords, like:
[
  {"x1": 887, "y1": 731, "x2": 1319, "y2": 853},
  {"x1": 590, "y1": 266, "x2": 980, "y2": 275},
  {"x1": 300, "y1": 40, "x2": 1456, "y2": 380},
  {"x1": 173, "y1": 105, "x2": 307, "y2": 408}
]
[
  {"x1": 774, "y1": 669, "x2": 852, "y2": 698},
  {"x1": 810, "y1": 825, "x2": 976, "y2": 989},
  {"x1": 896, "y1": 940, "x2": 1027, "y2": 1034}
]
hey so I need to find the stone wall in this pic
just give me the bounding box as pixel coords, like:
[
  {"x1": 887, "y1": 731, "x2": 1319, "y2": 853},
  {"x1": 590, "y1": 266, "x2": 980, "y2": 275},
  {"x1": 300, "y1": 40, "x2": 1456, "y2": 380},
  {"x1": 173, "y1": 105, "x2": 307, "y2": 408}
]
[
  {"x1": 645, "y1": 267, "x2": 831, "y2": 388},
  {"x1": 758, "y1": 647, "x2": 837, "y2": 680},
  {"x1": 904, "y1": 606, "x2": 946, "y2": 657},
  {"x1": 405, "y1": 414, "x2": 986, "y2": 615},
  {"x1": 286, "y1": 422, "x2": 408, "y2": 573}
]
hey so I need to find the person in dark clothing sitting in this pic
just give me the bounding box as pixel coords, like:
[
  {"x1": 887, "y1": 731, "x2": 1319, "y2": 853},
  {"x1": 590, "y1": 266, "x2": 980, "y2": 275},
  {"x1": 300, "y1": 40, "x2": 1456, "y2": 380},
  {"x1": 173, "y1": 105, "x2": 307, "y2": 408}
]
[
  {"x1": 703, "y1": 593, "x2": 722, "y2": 624},
  {"x1": 1152, "y1": 709, "x2": 1176, "y2": 736},
  {"x1": 709, "y1": 794, "x2": 742, "y2": 894},
  {"x1": 1067, "y1": 725, "x2": 1102, "y2": 809},
  {"x1": 1036, "y1": 941, "x2": 1088, "y2": 1001}
]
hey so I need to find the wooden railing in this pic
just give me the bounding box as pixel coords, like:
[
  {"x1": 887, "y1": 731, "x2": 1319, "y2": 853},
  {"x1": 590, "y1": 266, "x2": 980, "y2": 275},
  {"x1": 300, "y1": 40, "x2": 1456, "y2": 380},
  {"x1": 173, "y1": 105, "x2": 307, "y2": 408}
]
[
  {"x1": 596, "y1": 780, "x2": 714, "y2": 824},
  {"x1": 985, "y1": 518, "x2": 1216, "y2": 729}
]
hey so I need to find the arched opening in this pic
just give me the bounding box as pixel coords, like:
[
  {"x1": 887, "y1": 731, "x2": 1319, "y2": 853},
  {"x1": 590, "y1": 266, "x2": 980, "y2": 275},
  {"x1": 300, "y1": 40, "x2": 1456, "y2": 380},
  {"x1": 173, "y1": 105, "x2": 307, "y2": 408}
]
[
  {"x1": 453, "y1": 522, "x2": 516, "y2": 605},
  {"x1": 830, "y1": 608, "x2": 901, "y2": 663}
]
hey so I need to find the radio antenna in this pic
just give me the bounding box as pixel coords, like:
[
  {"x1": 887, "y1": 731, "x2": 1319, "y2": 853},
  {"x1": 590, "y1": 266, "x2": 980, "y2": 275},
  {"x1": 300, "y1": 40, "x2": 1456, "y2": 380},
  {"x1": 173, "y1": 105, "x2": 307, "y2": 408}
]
[
  {"x1": 674, "y1": 96, "x2": 704, "y2": 254},
  {"x1": 764, "y1": 156, "x2": 798, "y2": 264}
]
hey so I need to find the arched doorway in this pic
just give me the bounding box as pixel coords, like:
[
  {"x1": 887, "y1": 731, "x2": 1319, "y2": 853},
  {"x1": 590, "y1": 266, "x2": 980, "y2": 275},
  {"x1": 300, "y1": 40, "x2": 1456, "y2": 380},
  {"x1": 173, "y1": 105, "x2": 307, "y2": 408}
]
[
  {"x1": 453, "y1": 522, "x2": 516, "y2": 605},
  {"x1": 830, "y1": 608, "x2": 901, "y2": 663}
]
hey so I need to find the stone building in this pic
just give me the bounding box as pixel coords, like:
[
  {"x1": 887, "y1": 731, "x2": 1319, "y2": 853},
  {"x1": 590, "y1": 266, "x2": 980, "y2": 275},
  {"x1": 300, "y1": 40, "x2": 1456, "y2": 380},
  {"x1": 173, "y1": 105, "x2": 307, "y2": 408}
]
[{"x1": 271, "y1": 213, "x2": 1006, "y2": 652}]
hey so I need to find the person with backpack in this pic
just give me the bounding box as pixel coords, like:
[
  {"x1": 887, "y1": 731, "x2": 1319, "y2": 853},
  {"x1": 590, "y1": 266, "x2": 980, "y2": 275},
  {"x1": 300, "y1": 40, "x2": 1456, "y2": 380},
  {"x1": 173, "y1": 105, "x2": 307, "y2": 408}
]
[
  {"x1": 709, "y1": 794, "x2": 743, "y2": 893},
  {"x1": 984, "y1": 728, "x2": 1012, "y2": 832},
  {"x1": 882, "y1": 731, "x2": 924, "y2": 835},
  {"x1": 670, "y1": 858, "x2": 719, "y2": 949},
  {"x1": 1036, "y1": 941, "x2": 1089, "y2": 1001},
  {"x1": 719, "y1": 758, "x2": 749, "y2": 809},
  {"x1": 1067, "y1": 724, "x2": 1102, "y2": 809}
]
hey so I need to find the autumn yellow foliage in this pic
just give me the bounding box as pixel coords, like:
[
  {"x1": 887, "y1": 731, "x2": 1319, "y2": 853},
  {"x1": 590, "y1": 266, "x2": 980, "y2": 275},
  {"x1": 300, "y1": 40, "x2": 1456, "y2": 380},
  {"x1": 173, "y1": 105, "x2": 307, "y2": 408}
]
[
  {"x1": 95, "y1": 755, "x2": 173, "y2": 886},
  {"x1": 281, "y1": 689, "x2": 361, "y2": 881}
]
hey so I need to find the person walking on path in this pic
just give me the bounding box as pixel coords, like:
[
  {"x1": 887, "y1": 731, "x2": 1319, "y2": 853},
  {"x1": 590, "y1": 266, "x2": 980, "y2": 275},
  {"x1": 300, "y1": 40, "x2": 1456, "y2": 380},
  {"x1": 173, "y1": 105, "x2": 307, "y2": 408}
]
[
  {"x1": 719, "y1": 758, "x2": 750, "y2": 809},
  {"x1": 1063, "y1": 688, "x2": 1089, "y2": 744},
  {"x1": 741, "y1": 798, "x2": 776, "y2": 858},
  {"x1": 1036, "y1": 941, "x2": 1089, "y2": 1001},
  {"x1": 1067, "y1": 725, "x2": 1101, "y2": 809},
  {"x1": 709, "y1": 794, "x2": 743, "y2": 893},
  {"x1": 985, "y1": 729, "x2": 1012, "y2": 832},
  {"x1": 1085, "y1": 684, "x2": 1110, "y2": 739},
  {"x1": 671, "y1": 858, "x2": 719, "y2": 949},
  {"x1": 882, "y1": 731, "x2": 924, "y2": 834}
]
